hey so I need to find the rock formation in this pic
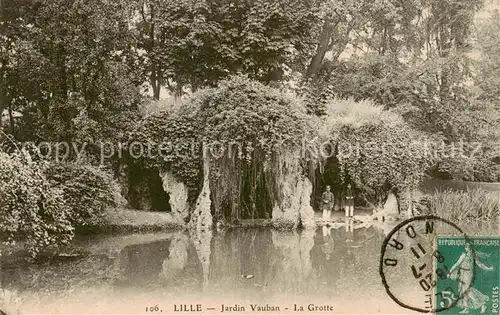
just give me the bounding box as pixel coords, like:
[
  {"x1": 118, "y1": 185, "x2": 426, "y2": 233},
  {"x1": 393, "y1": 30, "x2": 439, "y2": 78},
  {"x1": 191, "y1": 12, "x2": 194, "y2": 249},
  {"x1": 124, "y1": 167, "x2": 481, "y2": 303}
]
[
  {"x1": 160, "y1": 171, "x2": 189, "y2": 223},
  {"x1": 190, "y1": 145, "x2": 213, "y2": 232},
  {"x1": 272, "y1": 172, "x2": 315, "y2": 229}
]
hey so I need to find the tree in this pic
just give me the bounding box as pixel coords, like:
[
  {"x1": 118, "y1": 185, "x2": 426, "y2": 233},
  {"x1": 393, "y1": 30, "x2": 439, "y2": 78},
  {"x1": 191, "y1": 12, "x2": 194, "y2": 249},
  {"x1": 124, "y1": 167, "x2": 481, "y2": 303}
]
[
  {"x1": 2, "y1": 0, "x2": 142, "y2": 149},
  {"x1": 132, "y1": 0, "x2": 321, "y2": 98},
  {"x1": 475, "y1": 9, "x2": 500, "y2": 110},
  {"x1": 304, "y1": 0, "x2": 486, "y2": 141},
  {"x1": 0, "y1": 0, "x2": 38, "y2": 134},
  {"x1": 436, "y1": 8, "x2": 500, "y2": 182},
  {"x1": 304, "y1": 0, "x2": 373, "y2": 79}
]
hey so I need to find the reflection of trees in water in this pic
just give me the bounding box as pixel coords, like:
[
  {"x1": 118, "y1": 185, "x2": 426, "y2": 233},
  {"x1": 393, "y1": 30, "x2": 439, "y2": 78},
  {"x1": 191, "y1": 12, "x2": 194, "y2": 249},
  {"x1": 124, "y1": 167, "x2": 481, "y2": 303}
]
[
  {"x1": 116, "y1": 233, "x2": 203, "y2": 291},
  {"x1": 209, "y1": 229, "x2": 275, "y2": 299},
  {"x1": 310, "y1": 226, "x2": 385, "y2": 298},
  {"x1": 118, "y1": 239, "x2": 171, "y2": 285},
  {"x1": 341, "y1": 228, "x2": 383, "y2": 293},
  {"x1": 300, "y1": 229, "x2": 315, "y2": 280},
  {"x1": 2, "y1": 222, "x2": 495, "y2": 309},
  {"x1": 0, "y1": 233, "x2": 206, "y2": 311},
  {"x1": 207, "y1": 228, "x2": 317, "y2": 299},
  {"x1": 0, "y1": 251, "x2": 120, "y2": 312},
  {"x1": 269, "y1": 229, "x2": 315, "y2": 295},
  {"x1": 0, "y1": 226, "x2": 390, "y2": 311},
  {"x1": 207, "y1": 228, "x2": 397, "y2": 299}
]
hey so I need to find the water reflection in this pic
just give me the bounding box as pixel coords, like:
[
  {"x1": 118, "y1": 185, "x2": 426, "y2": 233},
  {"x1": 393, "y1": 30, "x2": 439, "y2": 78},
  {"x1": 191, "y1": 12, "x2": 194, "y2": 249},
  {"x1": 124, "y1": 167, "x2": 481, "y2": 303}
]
[
  {"x1": 0, "y1": 221, "x2": 497, "y2": 314},
  {"x1": 159, "y1": 235, "x2": 189, "y2": 284},
  {"x1": 190, "y1": 230, "x2": 212, "y2": 291},
  {"x1": 118, "y1": 239, "x2": 171, "y2": 285},
  {"x1": 115, "y1": 233, "x2": 204, "y2": 291}
]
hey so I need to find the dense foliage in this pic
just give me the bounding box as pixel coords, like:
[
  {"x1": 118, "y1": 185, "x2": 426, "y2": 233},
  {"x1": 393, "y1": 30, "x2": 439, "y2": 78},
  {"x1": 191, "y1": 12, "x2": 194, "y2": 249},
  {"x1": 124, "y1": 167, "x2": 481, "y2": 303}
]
[
  {"x1": 132, "y1": 77, "x2": 436, "y2": 217},
  {"x1": 299, "y1": 0, "x2": 500, "y2": 182},
  {"x1": 317, "y1": 98, "x2": 435, "y2": 205},
  {"x1": 133, "y1": 0, "x2": 322, "y2": 97},
  {"x1": 44, "y1": 163, "x2": 117, "y2": 228},
  {"x1": 0, "y1": 0, "x2": 499, "y2": 237},
  {"x1": 0, "y1": 151, "x2": 74, "y2": 257},
  {"x1": 196, "y1": 77, "x2": 311, "y2": 221},
  {"x1": 1, "y1": 0, "x2": 142, "y2": 146},
  {"x1": 129, "y1": 76, "x2": 312, "y2": 220},
  {"x1": 0, "y1": 142, "x2": 119, "y2": 256},
  {"x1": 2, "y1": 0, "x2": 498, "y2": 180}
]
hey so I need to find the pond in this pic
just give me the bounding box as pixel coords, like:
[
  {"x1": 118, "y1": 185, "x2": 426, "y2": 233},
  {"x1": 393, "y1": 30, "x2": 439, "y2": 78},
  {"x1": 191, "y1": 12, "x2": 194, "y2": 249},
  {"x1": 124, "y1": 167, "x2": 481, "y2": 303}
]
[{"x1": 1, "y1": 221, "x2": 497, "y2": 314}]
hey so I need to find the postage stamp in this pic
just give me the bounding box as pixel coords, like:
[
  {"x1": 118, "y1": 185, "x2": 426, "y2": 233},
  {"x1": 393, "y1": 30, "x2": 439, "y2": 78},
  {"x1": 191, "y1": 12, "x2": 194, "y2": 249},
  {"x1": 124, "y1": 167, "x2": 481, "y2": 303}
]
[
  {"x1": 435, "y1": 236, "x2": 500, "y2": 315},
  {"x1": 379, "y1": 215, "x2": 472, "y2": 313}
]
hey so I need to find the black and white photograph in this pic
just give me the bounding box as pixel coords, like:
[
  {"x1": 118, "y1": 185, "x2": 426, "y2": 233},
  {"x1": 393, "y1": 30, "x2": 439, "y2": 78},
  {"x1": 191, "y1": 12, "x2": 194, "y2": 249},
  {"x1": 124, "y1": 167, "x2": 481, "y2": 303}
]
[{"x1": 0, "y1": 0, "x2": 499, "y2": 313}]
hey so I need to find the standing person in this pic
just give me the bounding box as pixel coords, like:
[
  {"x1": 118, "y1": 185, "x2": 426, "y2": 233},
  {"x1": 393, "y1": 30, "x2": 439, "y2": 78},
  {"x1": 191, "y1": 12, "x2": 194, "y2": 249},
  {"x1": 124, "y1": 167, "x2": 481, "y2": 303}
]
[
  {"x1": 345, "y1": 183, "x2": 354, "y2": 217},
  {"x1": 321, "y1": 185, "x2": 334, "y2": 221}
]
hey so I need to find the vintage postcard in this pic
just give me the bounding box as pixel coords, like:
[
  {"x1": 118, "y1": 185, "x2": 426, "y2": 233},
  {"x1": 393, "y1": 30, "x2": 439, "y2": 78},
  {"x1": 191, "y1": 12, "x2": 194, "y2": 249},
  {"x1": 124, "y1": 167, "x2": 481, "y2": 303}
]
[{"x1": 1, "y1": 0, "x2": 499, "y2": 314}]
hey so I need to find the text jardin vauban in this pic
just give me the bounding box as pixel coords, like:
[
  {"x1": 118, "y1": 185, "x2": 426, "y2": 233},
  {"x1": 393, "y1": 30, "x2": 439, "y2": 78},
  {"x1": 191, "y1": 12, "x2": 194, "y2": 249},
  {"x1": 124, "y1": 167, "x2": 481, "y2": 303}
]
[{"x1": 173, "y1": 304, "x2": 334, "y2": 312}]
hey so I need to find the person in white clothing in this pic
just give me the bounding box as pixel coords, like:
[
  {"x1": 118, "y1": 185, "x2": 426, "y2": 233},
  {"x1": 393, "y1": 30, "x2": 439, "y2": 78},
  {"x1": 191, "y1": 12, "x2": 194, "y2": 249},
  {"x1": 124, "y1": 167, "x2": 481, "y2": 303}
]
[{"x1": 344, "y1": 183, "x2": 354, "y2": 217}]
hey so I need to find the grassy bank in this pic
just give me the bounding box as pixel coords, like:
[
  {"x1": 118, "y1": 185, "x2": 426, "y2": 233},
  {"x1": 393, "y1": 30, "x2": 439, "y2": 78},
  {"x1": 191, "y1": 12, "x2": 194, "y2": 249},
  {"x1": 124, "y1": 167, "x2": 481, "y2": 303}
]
[
  {"x1": 423, "y1": 188, "x2": 499, "y2": 221},
  {"x1": 89, "y1": 208, "x2": 184, "y2": 233}
]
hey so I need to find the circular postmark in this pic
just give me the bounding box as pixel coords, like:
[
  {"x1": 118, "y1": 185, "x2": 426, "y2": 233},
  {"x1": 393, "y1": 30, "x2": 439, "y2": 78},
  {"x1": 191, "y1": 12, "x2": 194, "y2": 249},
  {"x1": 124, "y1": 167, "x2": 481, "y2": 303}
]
[{"x1": 379, "y1": 215, "x2": 476, "y2": 313}]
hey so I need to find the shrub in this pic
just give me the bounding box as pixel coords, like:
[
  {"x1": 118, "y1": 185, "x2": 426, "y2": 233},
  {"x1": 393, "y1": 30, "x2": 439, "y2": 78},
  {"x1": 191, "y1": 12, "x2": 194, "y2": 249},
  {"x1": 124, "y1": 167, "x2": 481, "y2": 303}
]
[
  {"x1": 424, "y1": 188, "x2": 499, "y2": 221},
  {"x1": 0, "y1": 151, "x2": 74, "y2": 257},
  {"x1": 44, "y1": 163, "x2": 117, "y2": 227},
  {"x1": 317, "y1": 98, "x2": 436, "y2": 206}
]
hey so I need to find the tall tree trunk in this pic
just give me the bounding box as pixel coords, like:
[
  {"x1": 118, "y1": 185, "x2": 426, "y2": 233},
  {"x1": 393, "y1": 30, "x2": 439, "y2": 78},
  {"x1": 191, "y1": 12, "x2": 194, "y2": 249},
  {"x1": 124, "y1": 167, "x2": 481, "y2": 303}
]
[
  {"x1": 151, "y1": 65, "x2": 161, "y2": 100},
  {"x1": 153, "y1": 82, "x2": 161, "y2": 100},
  {"x1": 54, "y1": 43, "x2": 71, "y2": 142},
  {"x1": 56, "y1": 43, "x2": 68, "y2": 100},
  {"x1": 155, "y1": 65, "x2": 162, "y2": 100},
  {"x1": 0, "y1": 59, "x2": 5, "y2": 129},
  {"x1": 148, "y1": 3, "x2": 161, "y2": 101},
  {"x1": 8, "y1": 103, "x2": 14, "y2": 136},
  {"x1": 0, "y1": 0, "x2": 5, "y2": 129},
  {"x1": 305, "y1": 18, "x2": 336, "y2": 79},
  {"x1": 436, "y1": 17, "x2": 452, "y2": 106}
]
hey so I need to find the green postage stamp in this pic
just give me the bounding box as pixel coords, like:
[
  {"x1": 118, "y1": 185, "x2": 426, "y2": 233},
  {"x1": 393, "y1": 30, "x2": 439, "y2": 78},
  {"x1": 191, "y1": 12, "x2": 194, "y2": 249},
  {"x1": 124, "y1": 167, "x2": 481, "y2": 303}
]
[{"x1": 435, "y1": 236, "x2": 500, "y2": 314}]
